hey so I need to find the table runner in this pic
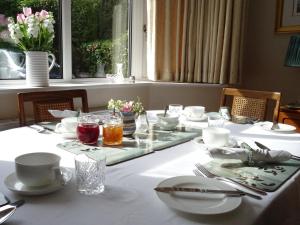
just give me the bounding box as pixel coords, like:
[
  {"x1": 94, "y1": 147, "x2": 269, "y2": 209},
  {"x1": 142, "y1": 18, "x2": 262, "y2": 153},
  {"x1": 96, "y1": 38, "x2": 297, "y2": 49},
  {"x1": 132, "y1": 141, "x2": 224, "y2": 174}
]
[
  {"x1": 57, "y1": 130, "x2": 199, "y2": 165},
  {"x1": 203, "y1": 159, "x2": 300, "y2": 191}
]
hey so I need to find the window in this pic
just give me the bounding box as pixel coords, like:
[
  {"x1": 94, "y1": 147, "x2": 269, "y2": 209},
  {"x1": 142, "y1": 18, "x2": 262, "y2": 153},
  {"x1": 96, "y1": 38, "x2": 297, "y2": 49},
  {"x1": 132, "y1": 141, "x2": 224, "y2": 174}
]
[
  {"x1": 0, "y1": 0, "x2": 62, "y2": 80},
  {"x1": 0, "y1": 0, "x2": 139, "y2": 83},
  {"x1": 71, "y1": 0, "x2": 129, "y2": 79}
]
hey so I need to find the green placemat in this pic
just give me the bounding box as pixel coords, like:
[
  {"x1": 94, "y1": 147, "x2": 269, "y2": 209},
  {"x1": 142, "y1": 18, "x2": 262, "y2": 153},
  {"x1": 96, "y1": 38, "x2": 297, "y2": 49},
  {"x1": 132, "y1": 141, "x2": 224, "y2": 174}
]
[
  {"x1": 57, "y1": 130, "x2": 199, "y2": 165},
  {"x1": 203, "y1": 159, "x2": 300, "y2": 192}
]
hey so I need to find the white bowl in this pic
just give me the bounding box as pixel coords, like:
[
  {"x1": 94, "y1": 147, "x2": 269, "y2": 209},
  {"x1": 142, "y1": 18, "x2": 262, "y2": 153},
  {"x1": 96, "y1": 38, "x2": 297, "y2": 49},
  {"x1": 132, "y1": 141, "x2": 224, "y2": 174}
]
[{"x1": 157, "y1": 113, "x2": 179, "y2": 130}]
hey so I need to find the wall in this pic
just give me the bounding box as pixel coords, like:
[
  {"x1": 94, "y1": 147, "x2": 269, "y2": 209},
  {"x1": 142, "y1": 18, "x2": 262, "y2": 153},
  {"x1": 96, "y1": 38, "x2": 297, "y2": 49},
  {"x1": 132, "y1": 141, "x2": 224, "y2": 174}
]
[
  {"x1": 0, "y1": 83, "x2": 222, "y2": 122},
  {"x1": 242, "y1": 0, "x2": 300, "y2": 104}
]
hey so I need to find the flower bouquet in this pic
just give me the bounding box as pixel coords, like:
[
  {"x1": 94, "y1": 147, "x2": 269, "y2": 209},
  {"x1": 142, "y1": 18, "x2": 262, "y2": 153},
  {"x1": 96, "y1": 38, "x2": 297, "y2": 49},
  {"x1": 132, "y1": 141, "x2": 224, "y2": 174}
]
[
  {"x1": 8, "y1": 7, "x2": 55, "y2": 51},
  {"x1": 107, "y1": 97, "x2": 145, "y2": 136},
  {"x1": 107, "y1": 97, "x2": 144, "y2": 115},
  {"x1": 7, "y1": 7, "x2": 56, "y2": 87}
]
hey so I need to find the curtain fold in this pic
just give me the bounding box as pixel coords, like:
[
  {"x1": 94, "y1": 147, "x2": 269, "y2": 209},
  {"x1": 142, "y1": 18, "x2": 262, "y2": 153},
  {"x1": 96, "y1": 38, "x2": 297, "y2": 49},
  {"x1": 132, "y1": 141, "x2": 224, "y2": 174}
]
[{"x1": 146, "y1": 0, "x2": 247, "y2": 84}]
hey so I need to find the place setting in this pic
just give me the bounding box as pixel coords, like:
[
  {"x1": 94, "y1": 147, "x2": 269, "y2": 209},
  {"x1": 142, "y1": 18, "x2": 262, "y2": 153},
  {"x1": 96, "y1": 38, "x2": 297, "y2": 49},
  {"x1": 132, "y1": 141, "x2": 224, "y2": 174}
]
[{"x1": 192, "y1": 128, "x2": 300, "y2": 193}]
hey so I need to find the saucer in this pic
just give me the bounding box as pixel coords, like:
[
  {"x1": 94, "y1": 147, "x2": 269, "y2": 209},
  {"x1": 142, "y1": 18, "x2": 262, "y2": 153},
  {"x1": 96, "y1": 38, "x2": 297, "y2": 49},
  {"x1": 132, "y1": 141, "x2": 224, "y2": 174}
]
[
  {"x1": 55, "y1": 125, "x2": 77, "y2": 139},
  {"x1": 185, "y1": 114, "x2": 208, "y2": 122},
  {"x1": 4, "y1": 167, "x2": 72, "y2": 196},
  {"x1": 193, "y1": 136, "x2": 238, "y2": 148}
]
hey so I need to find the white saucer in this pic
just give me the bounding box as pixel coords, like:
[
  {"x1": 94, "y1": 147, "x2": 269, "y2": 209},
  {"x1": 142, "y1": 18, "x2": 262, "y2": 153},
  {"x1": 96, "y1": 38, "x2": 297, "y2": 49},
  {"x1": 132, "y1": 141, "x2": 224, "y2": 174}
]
[
  {"x1": 258, "y1": 122, "x2": 296, "y2": 133},
  {"x1": 193, "y1": 136, "x2": 238, "y2": 148},
  {"x1": 4, "y1": 167, "x2": 72, "y2": 196},
  {"x1": 185, "y1": 114, "x2": 208, "y2": 122},
  {"x1": 55, "y1": 125, "x2": 77, "y2": 139},
  {"x1": 155, "y1": 176, "x2": 242, "y2": 214}
]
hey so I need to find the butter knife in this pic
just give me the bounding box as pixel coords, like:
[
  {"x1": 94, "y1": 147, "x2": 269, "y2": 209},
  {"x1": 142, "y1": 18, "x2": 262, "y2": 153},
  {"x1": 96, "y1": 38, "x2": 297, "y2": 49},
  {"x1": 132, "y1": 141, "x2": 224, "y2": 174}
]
[{"x1": 154, "y1": 187, "x2": 245, "y2": 196}]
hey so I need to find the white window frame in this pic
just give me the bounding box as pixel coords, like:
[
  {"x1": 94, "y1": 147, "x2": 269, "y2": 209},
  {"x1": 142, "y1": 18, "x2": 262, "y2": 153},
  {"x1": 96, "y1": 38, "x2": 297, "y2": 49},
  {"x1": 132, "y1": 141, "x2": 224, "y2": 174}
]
[{"x1": 0, "y1": 0, "x2": 146, "y2": 86}]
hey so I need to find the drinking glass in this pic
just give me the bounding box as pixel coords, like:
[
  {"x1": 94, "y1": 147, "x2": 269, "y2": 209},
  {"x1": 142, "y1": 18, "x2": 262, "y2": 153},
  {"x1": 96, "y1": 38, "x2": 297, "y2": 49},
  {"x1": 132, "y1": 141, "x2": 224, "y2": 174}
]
[
  {"x1": 219, "y1": 106, "x2": 231, "y2": 121},
  {"x1": 77, "y1": 114, "x2": 100, "y2": 145},
  {"x1": 168, "y1": 104, "x2": 183, "y2": 117},
  {"x1": 134, "y1": 113, "x2": 150, "y2": 146},
  {"x1": 207, "y1": 112, "x2": 225, "y2": 127},
  {"x1": 75, "y1": 154, "x2": 106, "y2": 195},
  {"x1": 102, "y1": 115, "x2": 123, "y2": 146}
]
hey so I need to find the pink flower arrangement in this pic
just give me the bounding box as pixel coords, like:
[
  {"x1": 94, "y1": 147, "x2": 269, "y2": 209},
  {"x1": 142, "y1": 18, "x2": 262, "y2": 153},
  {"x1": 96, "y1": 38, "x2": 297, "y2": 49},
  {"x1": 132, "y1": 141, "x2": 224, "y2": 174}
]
[
  {"x1": 8, "y1": 7, "x2": 55, "y2": 51},
  {"x1": 107, "y1": 98, "x2": 144, "y2": 115}
]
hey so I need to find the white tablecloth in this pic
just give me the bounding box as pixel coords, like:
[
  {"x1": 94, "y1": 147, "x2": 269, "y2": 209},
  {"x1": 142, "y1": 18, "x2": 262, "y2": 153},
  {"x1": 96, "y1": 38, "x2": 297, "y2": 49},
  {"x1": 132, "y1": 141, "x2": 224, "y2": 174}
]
[{"x1": 0, "y1": 123, "x2": 300, "y2": 225}]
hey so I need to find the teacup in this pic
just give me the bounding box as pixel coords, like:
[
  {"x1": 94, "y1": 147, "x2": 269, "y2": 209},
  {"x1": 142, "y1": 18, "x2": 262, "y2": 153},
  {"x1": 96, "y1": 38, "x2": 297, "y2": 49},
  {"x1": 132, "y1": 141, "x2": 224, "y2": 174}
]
[
  {"x1": 56, "y1": 117, "x2": 78, "y2": 133},
  {"x1": 157, "y1": 113, "x2": 179, "y2": 130},
  {"x1": 184, "y1": 106, "x2": 205, "y2": 118},
  {"x1": 15, "y1": 152, "x2": 61, "y2": 187},
  {"x1": 202, "y1": 127, "x2": 230, "y2": 147}
]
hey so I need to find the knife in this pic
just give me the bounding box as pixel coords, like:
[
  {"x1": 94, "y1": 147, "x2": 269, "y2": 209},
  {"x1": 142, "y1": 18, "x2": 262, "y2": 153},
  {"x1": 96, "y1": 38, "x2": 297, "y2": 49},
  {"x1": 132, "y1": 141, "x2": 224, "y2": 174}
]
[
  {"x1": 255, "y1": 141, "x2": 300, "y2": 160},
  {"x1": 154, "y1": 187, "x2": 245, "y2": 196}
]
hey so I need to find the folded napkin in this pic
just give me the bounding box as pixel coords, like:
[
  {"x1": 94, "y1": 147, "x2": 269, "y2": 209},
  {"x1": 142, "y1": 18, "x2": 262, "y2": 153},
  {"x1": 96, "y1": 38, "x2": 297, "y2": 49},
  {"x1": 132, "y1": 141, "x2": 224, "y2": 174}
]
[
  {"x1": 209, "y1": 142, "x2": 291, "y2": 164},
  {"x1": 48, "y1": 110, "x2": 79, "y2": 118}
]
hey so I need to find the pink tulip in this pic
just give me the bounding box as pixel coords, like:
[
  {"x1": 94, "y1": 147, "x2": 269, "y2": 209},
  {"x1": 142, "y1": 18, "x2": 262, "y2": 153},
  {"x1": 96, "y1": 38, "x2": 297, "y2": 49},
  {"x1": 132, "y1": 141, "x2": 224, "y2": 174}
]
[
  {"x1": 23, "y1": 7, "x2": 32, "y2": 17},
  {"x1": 39, "y1": 10, "x2": 49, "y2": 19},
  {"x1": 17, "y1": 13, "x2": 25, "y2": 23}
]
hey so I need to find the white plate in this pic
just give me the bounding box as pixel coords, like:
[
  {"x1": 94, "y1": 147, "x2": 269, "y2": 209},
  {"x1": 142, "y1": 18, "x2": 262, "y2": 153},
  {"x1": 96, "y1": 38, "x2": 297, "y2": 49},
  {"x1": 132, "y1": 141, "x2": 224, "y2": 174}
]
[
  {"x1": 259, "y1": 122, "x2": 296, "y2": 132},
  {"x1": 185, "y1": 114, "x2": 208, "y2": 122},
  {"x1": 193, "y1": 137, "x2": 238, "y2": 148},
  {"x1": 4, "y1": 167, "x2": 72, "y2": 196},
  {"x1": 155, "y1": 176, "x2": 242, "y2": 214}
]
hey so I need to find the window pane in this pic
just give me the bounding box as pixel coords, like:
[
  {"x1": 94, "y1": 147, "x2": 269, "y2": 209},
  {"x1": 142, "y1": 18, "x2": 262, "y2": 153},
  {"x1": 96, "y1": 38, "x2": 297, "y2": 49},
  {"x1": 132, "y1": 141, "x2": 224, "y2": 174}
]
[
  {"x1": 0, "y1": 0, "x2": 62, "y2": 80},
  {"x1": 72, "y1": 0, "x2": 129, "y2": 78}
]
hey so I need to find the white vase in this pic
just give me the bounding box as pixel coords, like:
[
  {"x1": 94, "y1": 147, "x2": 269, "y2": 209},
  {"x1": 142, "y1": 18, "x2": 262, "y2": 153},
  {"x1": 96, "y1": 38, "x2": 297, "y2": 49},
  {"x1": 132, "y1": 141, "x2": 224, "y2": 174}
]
[{"x1": 25, "y1": 51, "x2": 56, "y2": 87}]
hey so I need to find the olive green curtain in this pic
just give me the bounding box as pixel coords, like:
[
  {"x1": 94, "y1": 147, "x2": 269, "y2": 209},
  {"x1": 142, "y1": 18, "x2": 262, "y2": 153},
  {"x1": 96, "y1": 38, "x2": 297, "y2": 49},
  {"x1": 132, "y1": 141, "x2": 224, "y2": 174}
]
[{"x1": 146, "y1": 0, "x2": 248, "y2": 84}]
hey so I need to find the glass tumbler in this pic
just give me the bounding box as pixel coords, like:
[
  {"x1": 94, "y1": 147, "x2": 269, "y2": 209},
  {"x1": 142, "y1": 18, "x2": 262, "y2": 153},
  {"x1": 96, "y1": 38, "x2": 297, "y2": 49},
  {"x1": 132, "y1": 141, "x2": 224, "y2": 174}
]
[
  {"x1": 102, "y1": 115, "x2": 123, "y2": 146},
  {"x1": 207, "y1": 112, "x2": 225, "y2": 128},
  {"x1": 75, "y1": 154, "x2": 106, "y2": 195},
  {"x1": 134, "y1": 113, "x2": 150, "y2": 146},
  {"x1": 77, "y1": 114, "x2": 100, "y2": 145}
]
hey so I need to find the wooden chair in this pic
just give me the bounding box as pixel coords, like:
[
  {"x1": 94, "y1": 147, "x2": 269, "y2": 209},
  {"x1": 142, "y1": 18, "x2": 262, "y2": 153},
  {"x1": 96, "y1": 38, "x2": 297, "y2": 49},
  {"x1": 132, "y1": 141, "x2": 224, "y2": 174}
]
[
  {"x1": 17, "y1": 89, "x2": 89, "y2": 126},
  {"x1": 220, "y1": 88, "x2": 281, "y2": 122}
]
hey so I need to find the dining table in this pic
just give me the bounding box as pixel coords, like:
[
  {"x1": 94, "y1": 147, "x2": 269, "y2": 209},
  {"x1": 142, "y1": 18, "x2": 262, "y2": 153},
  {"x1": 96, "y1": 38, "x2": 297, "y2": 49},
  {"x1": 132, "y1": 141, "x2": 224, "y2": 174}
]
[{"x1": 0, "y1": 117, "x2": 300, "y2": 225}]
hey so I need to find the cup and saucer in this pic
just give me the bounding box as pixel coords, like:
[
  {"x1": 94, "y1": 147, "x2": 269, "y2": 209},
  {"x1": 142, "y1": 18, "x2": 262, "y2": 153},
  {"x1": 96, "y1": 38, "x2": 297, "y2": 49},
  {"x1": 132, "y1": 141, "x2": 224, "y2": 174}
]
[
  {"x1": 193, "y1": 127, "x2": 238, "y2": 149},
  {"x1": 4, "y1": 152, "x2": 72, "y2": 196},
  {"x1": 55, "y1": 117, "x2": 78, "y2": 139},
  {"x1": 183, "y1": 106, "x2": 207, "y2": 122}
]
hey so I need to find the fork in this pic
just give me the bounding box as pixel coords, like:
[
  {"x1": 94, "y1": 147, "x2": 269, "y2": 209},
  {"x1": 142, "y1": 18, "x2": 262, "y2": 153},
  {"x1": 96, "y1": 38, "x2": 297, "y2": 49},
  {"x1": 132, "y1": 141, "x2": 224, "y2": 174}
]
[
  {"x1": 195, "y1": 163, "x2": 267, "y2": 196},
  {"x1": 193, "y1": 169, "x2": 262, "y2": 200}
]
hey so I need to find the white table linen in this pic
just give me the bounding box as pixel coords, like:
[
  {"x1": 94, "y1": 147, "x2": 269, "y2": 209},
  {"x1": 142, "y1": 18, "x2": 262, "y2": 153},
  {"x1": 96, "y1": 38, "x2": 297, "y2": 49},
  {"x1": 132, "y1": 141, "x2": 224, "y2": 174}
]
[{"x1": 0, "y1": 123, "x2": 300, "y2": 225}]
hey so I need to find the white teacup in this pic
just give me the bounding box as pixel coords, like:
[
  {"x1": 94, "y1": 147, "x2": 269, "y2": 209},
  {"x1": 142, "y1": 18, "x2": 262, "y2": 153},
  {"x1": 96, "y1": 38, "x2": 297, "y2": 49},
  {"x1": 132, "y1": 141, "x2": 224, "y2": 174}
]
[
  {"x1": 56, "y1": 117, "x2": 78, "y2": 133},
  {"x1": 157, "y1": 113, "x2": 179, "y2": 130},
  {"x1": 202, "y1": 127, "x2": 230, "y2": 147},
  {"x1": 15, "y1": 152, "x2": 61, "y2": 187},
  {"x1": 184, "y1": 106, "x2": 205, "y2": 118}
]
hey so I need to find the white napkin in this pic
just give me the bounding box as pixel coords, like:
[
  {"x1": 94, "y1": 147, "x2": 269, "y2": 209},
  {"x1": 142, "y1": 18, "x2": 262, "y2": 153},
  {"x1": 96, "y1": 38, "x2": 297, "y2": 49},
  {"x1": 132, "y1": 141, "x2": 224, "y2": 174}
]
[
  {"x1": 209, "y1": 145, "x2": 292, "y2": 163},
  {"x1": 48, "y1": 110, "x2": 79, "y2": 118}
]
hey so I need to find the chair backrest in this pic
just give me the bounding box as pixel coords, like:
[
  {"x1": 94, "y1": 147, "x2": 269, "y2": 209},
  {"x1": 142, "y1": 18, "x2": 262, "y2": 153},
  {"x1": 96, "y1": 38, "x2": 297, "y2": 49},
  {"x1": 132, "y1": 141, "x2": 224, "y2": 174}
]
[
  {"x1": 17, "y1": 89, "x2": 89, "y2": 126},
  {"x1": 220, "y1": 88, "x2": 281, "y2": 122}
]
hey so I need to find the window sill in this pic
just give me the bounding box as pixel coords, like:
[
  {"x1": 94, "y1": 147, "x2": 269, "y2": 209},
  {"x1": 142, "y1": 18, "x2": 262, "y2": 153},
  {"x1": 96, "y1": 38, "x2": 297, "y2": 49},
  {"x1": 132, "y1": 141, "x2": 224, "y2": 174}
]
[{"x1": 0, "y1": 79, "x2": 227, "y2": 94}]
